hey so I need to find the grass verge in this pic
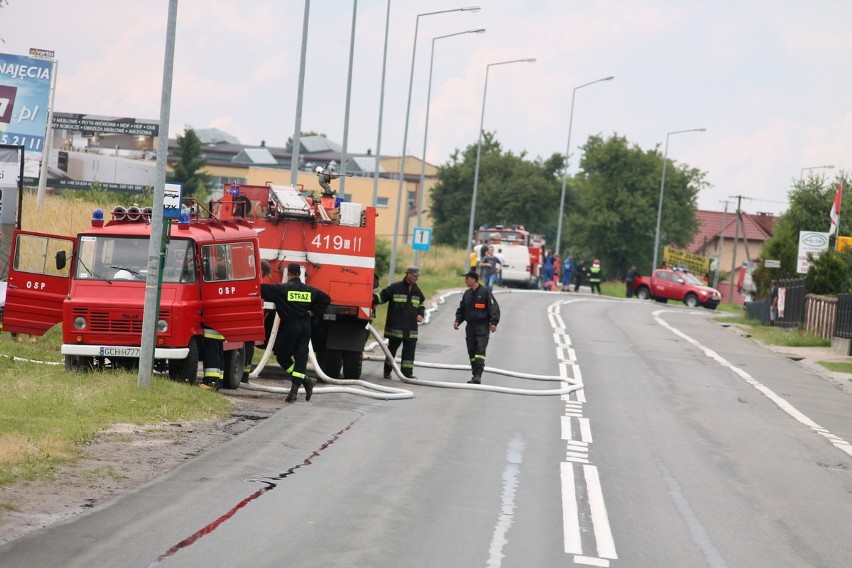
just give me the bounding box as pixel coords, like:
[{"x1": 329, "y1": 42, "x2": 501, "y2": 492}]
[{"x1": 0, "y1": 331, "x2": 232, "y2": 487}]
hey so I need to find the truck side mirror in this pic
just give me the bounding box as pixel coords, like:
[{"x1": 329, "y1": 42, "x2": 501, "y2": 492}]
[{"x1": 56, "y1": 250, "x2": 67, "y2": 270}]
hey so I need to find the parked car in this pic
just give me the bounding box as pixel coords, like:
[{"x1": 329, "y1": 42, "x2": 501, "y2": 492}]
[{"x1": 632, "y1": 269, "x2": 721, "y2": 309}]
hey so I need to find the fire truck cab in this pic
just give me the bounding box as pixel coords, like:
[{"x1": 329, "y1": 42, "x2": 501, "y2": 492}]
[{"x1": 3, "y1": 204, "x2": 266, "y2": 387}]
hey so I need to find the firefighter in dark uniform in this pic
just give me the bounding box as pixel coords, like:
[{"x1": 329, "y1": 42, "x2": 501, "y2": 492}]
[
  {"x1": 453, "y1": 270, "x2": 500, "y2": 384},
  {"x1": 261, "y1": 263, "x2": 331, "y2": 402},
  {"x1": 373, "y1": 266, "x2": 426, "y2": 379}
]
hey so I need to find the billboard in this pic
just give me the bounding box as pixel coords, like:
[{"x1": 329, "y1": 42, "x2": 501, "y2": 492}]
[
  {"x1": 44, "y1": 112, "x2": 160, "y2": 193},
  {"x1": 0, "y1": 52, "x2": 54, "y2": 179},
  {"x1": 1, "y1": 145, "x2": 23, "y2": 279}
]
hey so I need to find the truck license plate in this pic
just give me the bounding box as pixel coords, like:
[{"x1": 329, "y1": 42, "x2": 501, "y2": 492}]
[{"x1": 99, "y1": 347, "x2": 141, "y2": 358}]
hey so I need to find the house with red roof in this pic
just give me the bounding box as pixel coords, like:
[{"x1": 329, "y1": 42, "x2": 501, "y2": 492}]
[
  {"x1": 689, "y1": 209, "x2": 777, "y2": 269},
  {"x1": 688, "y1": 209, "x2": 778, "y2": 304}
]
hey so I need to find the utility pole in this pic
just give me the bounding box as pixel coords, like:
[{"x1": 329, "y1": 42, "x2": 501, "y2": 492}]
[
  {"x1": 713, "y1": 200, "x2": 730, "y2": 289},
  {"x1": 727, "y1": 194, "x2": 753, "y2": 304}
]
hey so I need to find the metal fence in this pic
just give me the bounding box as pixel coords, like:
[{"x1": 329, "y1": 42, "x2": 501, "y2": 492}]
[
  {"x1": 746, "y1": 282, "x2": 852, "y2": 341},
  {"x1": 776, "y1": 278, "x2": 806, "y2": 329},
  {"x1": 744, "y1": 298, "x2": 770, "y2": 325},
  {"x1": 835, "y1": 293, "x2": 852, "y2": 339}
]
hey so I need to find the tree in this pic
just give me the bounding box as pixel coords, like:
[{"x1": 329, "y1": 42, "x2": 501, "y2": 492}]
[
  {"x1": 429, "y1": 131, "x2": 561, "y2": 248},
  {"x1": 806, "y1": 247, "x2": 847, "y2": 295},
  {"x1": 564, "y1": 134, "x2": 705, "y2": 278},
  {"x1": 755, "y1": 173, "x2": 852, "y2": 295},
  {"x1": 168, "y1": 127, "x2": 210, "y2": 198},
  {"x1": 285, "y1": 131, "x2": 327, "y2": 152}
]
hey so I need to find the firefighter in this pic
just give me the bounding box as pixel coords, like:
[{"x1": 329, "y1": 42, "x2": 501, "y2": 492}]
[
  {"x1": 589, "y1": 259, "x2": 603, "y2": 295},
  {"x1": 261, "y1": 263, "x2": 331, "y2": 402},
  {"x1": 373, "y1": 266, "x2": 426, "y2": 379},
  {"x1": 453, "y1": 270, "x2": 500, "y2": 384},
  {"x1": 200, "y1": 327, "x2": 225, "y2": 390}
]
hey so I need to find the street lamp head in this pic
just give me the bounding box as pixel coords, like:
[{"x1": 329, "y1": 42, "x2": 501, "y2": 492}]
[
  {"x1": 524, "y1": 58, "x2": 537, "y2": 63},
  {"x1": 436, "y1": 28, "x2": 486, "y2": 41},
  {"x1": 603, "y1": 75, "x2": 615, "y2": 81},
  {"x1": 461, "y1": 5, "x2": 481, "y2": 12}
]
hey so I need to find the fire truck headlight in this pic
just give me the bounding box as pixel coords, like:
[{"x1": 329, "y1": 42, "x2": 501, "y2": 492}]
[
  {"x1": 73, "y1": 316, "x2": 87, "y2": 330},
  {"x1": 156, "y1": 319, "x2": 169, "y2": 333}
]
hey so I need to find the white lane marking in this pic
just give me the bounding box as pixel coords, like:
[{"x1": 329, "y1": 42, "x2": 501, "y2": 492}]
[
  {"x1": 561, "y1": 416, "x2": 573, "y2": 440},
  {"x1": 487, "y1": 433, "x2": 525, "y2": 568},
  {"x1": 578, "y1": 417, "x2": 593, "y2": 444},
  {"x1": 561, "y1": 462, "x2": 582, "y2": 555},
  {"x1": 574, "y1": 556, "x2": 610, "y2": 567},
  {"x1": 551, "y1": 299, "x2": 617, "y2": 564},
  {"x1": 584, "y1": 464, "x2": 618, "y2": 560},
  {"x1": 655, "y1": 311, "x2": 852, "y2": 458}
]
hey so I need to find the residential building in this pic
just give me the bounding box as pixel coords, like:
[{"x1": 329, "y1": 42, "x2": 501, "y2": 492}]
[{"x1": 171, "y1": 129, "x2": 437, "y2": 242}]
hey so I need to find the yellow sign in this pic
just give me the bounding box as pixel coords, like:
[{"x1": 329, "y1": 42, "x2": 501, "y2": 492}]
[
  {"x1": 663, "y1": 246, "x2": 710, "y2": 275},
  {"x1": 837, "y1": 236, "x2": 852, "y2": 252}
]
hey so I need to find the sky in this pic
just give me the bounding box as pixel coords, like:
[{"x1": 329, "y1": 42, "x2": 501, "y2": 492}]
[{"x1": 2, "y1": 0, "x2": 850, "y2": 216}]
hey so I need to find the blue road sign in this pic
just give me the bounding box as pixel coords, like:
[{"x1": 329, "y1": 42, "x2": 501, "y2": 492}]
[{"x1": 412, "y1": 227, "x2": 432, "y2": 251}]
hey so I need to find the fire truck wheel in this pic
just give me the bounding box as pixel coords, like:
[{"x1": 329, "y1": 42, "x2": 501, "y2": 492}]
[
  {"x1": 342, "y1": 350, "x2": 363, "y2": 380},
  {"x1": 64, "y1": 355, "x2": 94, "y2": 373},
  {"x1": 321, "y1": 349, "x2": 343, "y2": 379},
  {"x1": 222, "y1": 346, "x2": 246, "y2": 390},
  {"x1": 169, "y1": 337, "x2": 200, "y2": 385}
]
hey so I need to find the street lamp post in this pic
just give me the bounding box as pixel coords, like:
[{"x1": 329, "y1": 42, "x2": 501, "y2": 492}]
[
  {"x1": 465, "y1": 57, "x2": 536, "y2": 256},
  {"x1": 800, "y1": 164, "x2": 835, "y2": 180},
  {"x1": 651, "y1": 127, "x2": 707, "y2": 273},
  {"x1": 554, "y1": 75, "x2": 614, "y2": 257},
  {"x1": 412, "y1": 27, "x2": 485, "y2": 267},
  {"x1": 388, "y1": 5, "x2": 480, "y2": 285},
  {"x1": 370, "y1": 0, "x2": 391, "y2": 208}
]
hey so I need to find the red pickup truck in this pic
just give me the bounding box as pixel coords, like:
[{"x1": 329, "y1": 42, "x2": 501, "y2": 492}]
[{"x1": 632, "y1": 269, "x2": 721, "y2": 310}]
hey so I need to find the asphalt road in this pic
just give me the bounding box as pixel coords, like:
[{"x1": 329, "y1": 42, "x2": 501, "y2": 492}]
[{"x1": 1, "y1": 289, "x2": 851, "y2": 568}]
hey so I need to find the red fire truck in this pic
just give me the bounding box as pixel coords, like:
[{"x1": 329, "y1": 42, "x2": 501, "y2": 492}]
[
  {"x1": 1, "y1": 183, "x2": 377, "y2": 386},
  {"x1": 474, "y1": 224, "x2": 541, "y2": 288}
]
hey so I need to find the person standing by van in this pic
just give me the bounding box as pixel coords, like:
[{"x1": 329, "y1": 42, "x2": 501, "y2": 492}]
[
  {"x1": 494, "y1": 248, "x2": 506, "y2": 287},
  {"x1": 479, "y1": 246, "x2": 501, "y2": 289}
]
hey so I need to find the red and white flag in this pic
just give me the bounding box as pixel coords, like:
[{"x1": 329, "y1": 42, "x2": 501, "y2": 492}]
[{"x1": 829, "y1": 183, "x2": 842, "y2": 235}]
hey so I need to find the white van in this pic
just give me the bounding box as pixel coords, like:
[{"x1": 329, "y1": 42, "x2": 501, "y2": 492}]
[{"x1": 494, "y1": 244, "x2": 536, "y2": 288}]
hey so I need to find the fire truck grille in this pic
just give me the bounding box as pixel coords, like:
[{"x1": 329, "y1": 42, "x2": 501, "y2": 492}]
[{"x1": 72, "y1": 308, "x2": 171, "y2": 334}]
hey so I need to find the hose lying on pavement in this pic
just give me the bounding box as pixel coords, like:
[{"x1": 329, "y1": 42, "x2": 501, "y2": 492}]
[{"x1": 243, "y1": 290, "x2": 581, "y2": 398}]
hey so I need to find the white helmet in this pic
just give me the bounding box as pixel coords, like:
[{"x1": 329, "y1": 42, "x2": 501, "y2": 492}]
[{"x1": 315, "y1": 166, "x2": 324, "y2": 173}]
